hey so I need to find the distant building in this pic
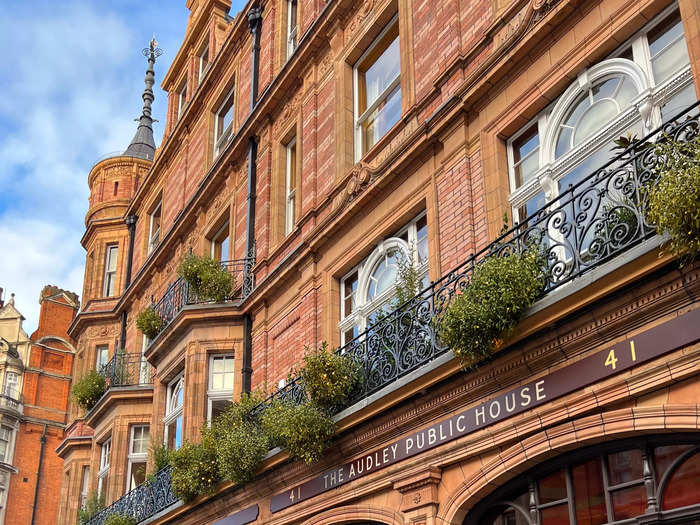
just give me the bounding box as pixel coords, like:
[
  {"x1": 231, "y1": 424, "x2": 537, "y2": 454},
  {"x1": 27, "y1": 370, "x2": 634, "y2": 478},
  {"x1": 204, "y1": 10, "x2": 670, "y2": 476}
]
[
  {"x1": 58, "y1": 0, "x2": 700, "y2": 524},
  {"x1": 0, "y1": 286, "x2": 78, "y2": 525}
]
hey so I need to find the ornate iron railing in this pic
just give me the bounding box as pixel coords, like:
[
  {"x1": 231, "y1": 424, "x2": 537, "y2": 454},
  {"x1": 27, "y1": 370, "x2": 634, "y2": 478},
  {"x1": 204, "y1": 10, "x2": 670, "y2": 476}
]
[
  {"x1": 84, "y1": 467, "x2": 177, "y2": 525},
  {"x1": 151, "y1": 256, "x2": 256, "y2": 339},
  {"x1": 101, "y1": 352, "x2": 153, "y2": 388},
  {"x1": 258, "y1": 101, "x2": 700, "y2": 411}
]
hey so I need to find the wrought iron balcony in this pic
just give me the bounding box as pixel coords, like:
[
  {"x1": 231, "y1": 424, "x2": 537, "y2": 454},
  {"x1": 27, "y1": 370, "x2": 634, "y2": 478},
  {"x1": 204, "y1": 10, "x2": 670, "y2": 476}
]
[
  {"x1": 259, "y1": 101, "x2": 700, "y2": 412},
  {"x1": 83, "y1": 466, "x2": 177, "y2": 525},
  {"x1": 151, "y1": 256, "x2": 256, "y2": 340},
  {"x1": 101, "y1": 352, "x2": 153, "y2": 388}
]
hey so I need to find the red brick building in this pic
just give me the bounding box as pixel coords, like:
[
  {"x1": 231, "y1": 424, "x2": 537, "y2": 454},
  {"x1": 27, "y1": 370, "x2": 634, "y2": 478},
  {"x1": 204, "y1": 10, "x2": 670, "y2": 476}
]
[
  {"x1": 0, "y1": 286, "x2": 78, "y2": 525},
  {"x1": 58, "y1": 0, "x2": 700, "y2": 524}
]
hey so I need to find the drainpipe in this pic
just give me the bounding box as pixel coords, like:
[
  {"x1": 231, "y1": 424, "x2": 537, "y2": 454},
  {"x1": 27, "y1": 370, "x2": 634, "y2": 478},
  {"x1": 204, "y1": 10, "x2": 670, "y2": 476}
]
[
  {"x1": 124, "y1": 214, "x2": 137, "y2": 287},
  {"x1": 30, "y1": 424, "x2": 47, "y2": 525},
  {"x1": 248, "y1": 5, "x2": 263, "y2": 111}
]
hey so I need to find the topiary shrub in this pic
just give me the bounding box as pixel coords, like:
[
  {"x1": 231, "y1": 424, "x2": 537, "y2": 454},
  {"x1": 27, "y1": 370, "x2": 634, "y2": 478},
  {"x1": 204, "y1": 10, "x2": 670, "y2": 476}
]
[
  {"x1": 440, "y1": 248, "x2": 545, "y2": 367},
  {"x1": 77, "y1": 491, "x2": 105, "y2": 524},
  {"x1": 136, "y1": 306, "x2": 163, "y2": 339},
  {"x1": 150, "y1": 441, "x2": 171, "y2": 473},
  {"x1": 647, "y1": 136, "x2": 700, "y2": 260},
  {"x1": 177, "y1": 254, "x2": 234, "y2": 303},
  {"x1": 71, "y1": 370, "x2": 107, "y2": 412},
  {"x1": 104, "y1": 514, "x2": 136, "y2": 525},
  {"x1": 204, "y1": 392, "x2": 269, "y2": 485},
  {"x1": 260, "y1": 400, "x2": 335, "y2": 464},
  {"x1": 299, "y1": 342, "x2": 360, "y2": 410},
  {"x1": 169, "y1": 439, "x2": 220, "y2": 503}
]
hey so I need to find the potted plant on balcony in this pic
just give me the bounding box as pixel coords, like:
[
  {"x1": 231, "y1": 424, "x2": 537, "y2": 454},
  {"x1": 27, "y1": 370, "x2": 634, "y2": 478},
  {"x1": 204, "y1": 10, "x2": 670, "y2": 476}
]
[
  {"x1": 178, "y1": 254, "x2": 235, "y2": 303},
  {"x1": 440, "y1": 246, "x2": 545, "y2": 368},
  {"x1": 71, "y1": 370, "x2": 107, "y2": 412},
  {"x1": 299, "y1": 342, "x2": 360, "y2": 410},
  {"x1": 647, "y1": 135, "x2": 700, "y2": 260},
  {"x1": 169, "y1": 436, "x2": 221, "y2": 503},
  {"x1": 136, "y1": 306, "x2": 163, "y2": 340},
  {"x1": 104, "y1": 515, "x2": 136, "y2": 525}
]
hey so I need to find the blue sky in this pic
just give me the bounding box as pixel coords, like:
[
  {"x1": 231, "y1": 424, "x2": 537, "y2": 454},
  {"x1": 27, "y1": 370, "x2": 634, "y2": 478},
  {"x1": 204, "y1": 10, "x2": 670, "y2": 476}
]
[{"x1": 0, "y1": 0, "x2": 246, "y2": 332}]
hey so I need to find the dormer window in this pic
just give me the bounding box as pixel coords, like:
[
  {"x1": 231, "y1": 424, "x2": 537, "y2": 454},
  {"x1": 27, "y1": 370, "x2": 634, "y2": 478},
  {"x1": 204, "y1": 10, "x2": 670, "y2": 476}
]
[
  {"x1": 177, "y1": 81, "x2": 187, "y2": 118},
  {"x1": 198, "y1": 44, "x2": 210, "y2": 83},
  {"x1": 148, "y1": 200, "x2": 162, "y2": 254},
  {"x1": 214, "y1": 87, "x2": 235, "y2": 156},
  {"x1": 286, "y1": 0, "x2": 298, "y2": 59}
]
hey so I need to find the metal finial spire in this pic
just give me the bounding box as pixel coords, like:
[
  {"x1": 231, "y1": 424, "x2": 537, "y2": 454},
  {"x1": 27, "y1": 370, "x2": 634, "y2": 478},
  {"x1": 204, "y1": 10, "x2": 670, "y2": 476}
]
[{"x1": 124, "y1": 36, "x2": 164, "y2": 160}]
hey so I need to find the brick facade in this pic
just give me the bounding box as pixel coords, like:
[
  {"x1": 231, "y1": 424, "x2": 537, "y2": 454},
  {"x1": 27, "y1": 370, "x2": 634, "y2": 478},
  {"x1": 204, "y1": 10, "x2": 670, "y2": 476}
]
[{"x1": 58, "y1": 0, "x2": 700, "y2": 523}]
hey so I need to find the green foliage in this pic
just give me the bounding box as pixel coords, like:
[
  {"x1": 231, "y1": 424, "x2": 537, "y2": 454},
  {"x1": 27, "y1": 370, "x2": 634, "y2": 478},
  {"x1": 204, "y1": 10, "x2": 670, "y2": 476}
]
[
  {"x1": 298, "y1": 342, "x2": 360, "y2": 409},
  {"x1": 77, "y1": 491, "x2": 105, "y2": 525},
  {"x1": 149, "y1": 442, "x2": 171, "y2": 473},
  {"x1": 169, "y1": 439, "x2": 220, "y2": 503},
  {"x1": 440, "y1": 248, "x2": 545, "y2": 367},
  {"x1": 71, "y1": 370, "x2": 106, "y2": 412},
  {"x1": 104, "y1": 515, "x2": 136, "y2": 525},
  {"x1": 177, "y1": 254, "x2": 234, "y2": 303},
  {"x1": 647, "y1": 136, "x2": 700, "y2": 260},
  {"x1": 394, "y1": 245, "x2": 423, "y2": 307},
  {"x1": 205, "y1": 393, "x2": 269, "y2": 485},
  {"x1": 136, "y1": 306, "x2": 163, "y2": 339},
  {"x1": 260, "y1": 400, "x2": 335, "y2": 464}
]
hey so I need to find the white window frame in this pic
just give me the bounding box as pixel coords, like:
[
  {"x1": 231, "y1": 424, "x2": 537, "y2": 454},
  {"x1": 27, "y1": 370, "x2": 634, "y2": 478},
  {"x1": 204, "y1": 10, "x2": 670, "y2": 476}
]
[
  {"x1": 95, "y1": 345, "x2": 109, "y2": 371},
  {"x1": 506, "y1": 4, "x2": 694, "y2": 223},
  {"x1": 210, "y1": 222, "x2": 230, "y2": 261},
  {"x1": 214, "y1": 87, "x2": 236, "y2": 156},
  {"x1": 139, "y1": 335, "x2": 151, "y2": 384},
  {"x1": 97, "y1": 438, "x2": 111, "y2": 499},
  {"x1": 126, "y1": 425, "x2": 149, "y2": 491},
  {"x1": 80, "y1": 465, "x2": 90, "y2": 509},
  {"x1": 163, "y1": 373, "x2": 184, "y2": 450},
  {"x1": 148, "y1": 200, "x2": 162, "y2": 254},
  {"x1": 3, "y1": 372, "x2": 18, "y2": 399},
  {"x1": 207, "y1": 354, "x2": 234, "y2": 423},
  {"x1": 353, "y1": 14, "x2": 401, "y2": 161},
  {"x1": 339, "y1": 213, "x2": 429, "y2": 346},
  {"x1": 103, "y1": 244, "x2": 118, "y2": 297},
  {"x1": 0, "y1": 425, "x2": 15, "y2": 464},
  {"x1": 285, "y1": 136, "x2": 297, "y2": 235},
  {"x1": 177, "y1": 81, "x2": 187, "y2": 118},
  {"x1": 286, "y1": 0, "x2": 298, "y2": 60},
  {"x1": 198, "y1": 44, "x2": 210, "y2": 83}
]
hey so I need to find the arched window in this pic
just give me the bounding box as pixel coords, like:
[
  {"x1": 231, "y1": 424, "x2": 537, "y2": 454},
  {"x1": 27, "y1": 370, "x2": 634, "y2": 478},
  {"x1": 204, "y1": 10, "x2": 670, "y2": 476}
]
[
  {"x1": 465, "y1": 439, "x2": 700, "y2": 525},
  {"x1": 507, "y1": 7, "x2": 695, "y2": 223},
  {"x1": 339, "y1": 214, "x2": 428, "y2": 345}
]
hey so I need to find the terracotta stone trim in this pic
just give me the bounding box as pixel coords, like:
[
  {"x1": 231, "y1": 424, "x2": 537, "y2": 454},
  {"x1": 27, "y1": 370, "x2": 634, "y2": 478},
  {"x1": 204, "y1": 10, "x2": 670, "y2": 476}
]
[{"x1": 302, "y1": 504, "x2": 405, "y2": 525}]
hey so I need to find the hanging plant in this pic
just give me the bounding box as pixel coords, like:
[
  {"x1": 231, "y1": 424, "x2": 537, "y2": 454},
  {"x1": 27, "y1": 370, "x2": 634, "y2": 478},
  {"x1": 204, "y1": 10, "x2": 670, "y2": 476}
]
[
  {"x1": 647, "y1": 136, "x2": 700, "y2": 260},
  {"x1": 204, "y1": 392, "x2": 269, "y2": 485},
  {"x1": 299, "y1": 342, "x2": 360, "y2": 410},
  {"x1": 440, "y1": 247, "x2": 545, "y2": 367},
  {"x1": 71, "y1": 370, "x2": 107, "y2": 411},
  {"x1": 136, "y1": 306, "x2": 163, "y2": 339},
  {"x1": 178, "y1": 254, "x2": 234, "y2": 303},
  {"x1": 169, "y1": 438, "x2": 220, "y2": 503},
  {"x1": 260, "y1": 400, "x2": 335, "y2": 464}
]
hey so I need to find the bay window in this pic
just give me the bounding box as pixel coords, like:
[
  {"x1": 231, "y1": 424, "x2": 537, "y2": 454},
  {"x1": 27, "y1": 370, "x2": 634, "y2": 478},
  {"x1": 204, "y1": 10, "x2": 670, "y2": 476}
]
[
  {"x1": 507, "y1": 7, "x2": 695, "y2": 225},
  {"x1": 103, "y1": 244, "x2": 118, "y2": 297},
  {"x1": 339, "y1": 213, "x2": 428, "y2": 345},
  {"x1": 207, "y1": 354, "x2": 234, "y2": 422},
  {"x1": 164, "y1": 373, "x2": 184, "y2": 450},
  {"x1": 354, "y1": 15, "x2": 401, "y2": 159},
  {"x1": 126, "y1": 425, "x2": 149, "y2": 491},
  {"x1": 97, "y1": 438, "x2": 111, "y2": 499}
]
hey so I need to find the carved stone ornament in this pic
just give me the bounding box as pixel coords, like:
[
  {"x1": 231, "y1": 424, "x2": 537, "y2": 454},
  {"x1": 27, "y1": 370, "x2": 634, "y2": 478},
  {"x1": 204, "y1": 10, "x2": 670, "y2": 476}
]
[
  {"x1": 332, "y1": 162, "x2": 376, "y2": 212},
  {"x1": 345, "y1": 0, "x2": 376, "y2": 45}
]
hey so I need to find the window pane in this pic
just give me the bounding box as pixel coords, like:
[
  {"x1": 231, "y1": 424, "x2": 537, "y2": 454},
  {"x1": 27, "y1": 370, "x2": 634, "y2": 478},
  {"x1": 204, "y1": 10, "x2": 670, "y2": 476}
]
[
  {"x1": 661, "y1": 83, "x2": 697, "y2": 122},
  {"x1": 611, "y1": 484, "x2": 647, "y2": 520},
  {"x1": 416, "y1": 215, "x2": 428, "y2": 262},
  {"x1": 572, "y1": 459, "x2": 606, "y2": 525},
  {"x1": 538, "y1": 469, "x2": 568, "y2": 504},
  {"x1": 211, "y1": 398, "x2": 232, "y2": 421},
  {"x1": 649, "y1": 13, "x2": 689, "y2": 85},
  {"x1": 540, "y1": 503, "x2": 569, "y2": 525},
  {"x1": 654, "y1": 444, "x2": 694, "y2": 484},
  {"x1": 362, "y1": 85, "x2": 401, "y2": 152},
  {"x1": 359, "y1": 29, "x2": 400, "y2": 111},
  {"x1": 514, "y1": 148, "x2": 540, "y2": 187},
  {"x1": 607, "y1": 449, "x2": 643, "y2": 485},
  {"x1": 343, "y1": 272, "x2": 358, "y2": 316},
  {"x1": 130, "y1": 461, "x2": 146, "y2": 489},
  {"x1": 662, "y1": 452, "x2": 700, "y2": 510}
]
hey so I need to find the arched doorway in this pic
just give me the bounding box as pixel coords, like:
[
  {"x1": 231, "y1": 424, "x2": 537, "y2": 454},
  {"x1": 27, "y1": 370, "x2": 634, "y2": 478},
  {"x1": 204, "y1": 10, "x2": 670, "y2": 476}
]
[{"x1": 464, "y1": 436, "x2": 700, "y2": 525}]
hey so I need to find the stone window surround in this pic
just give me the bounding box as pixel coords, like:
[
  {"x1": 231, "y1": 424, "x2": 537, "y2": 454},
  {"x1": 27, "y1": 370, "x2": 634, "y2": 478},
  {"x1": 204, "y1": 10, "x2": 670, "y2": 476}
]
[
  {"x1": 125, "y1": 424, "x2": 149, "y2": 492},
  {"x1": 207, "y1": 353, "x2": 235, "y2": 423}
]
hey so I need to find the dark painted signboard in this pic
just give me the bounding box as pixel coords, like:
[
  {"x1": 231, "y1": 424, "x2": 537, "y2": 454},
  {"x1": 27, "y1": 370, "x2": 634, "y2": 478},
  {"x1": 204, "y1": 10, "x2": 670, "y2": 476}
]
[{"x1": 269, "y1": 307, "x2": 700, "y2": 513}]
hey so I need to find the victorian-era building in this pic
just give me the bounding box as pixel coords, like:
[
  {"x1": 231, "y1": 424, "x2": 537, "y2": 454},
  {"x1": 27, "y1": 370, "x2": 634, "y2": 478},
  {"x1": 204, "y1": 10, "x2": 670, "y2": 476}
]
[
  {"x1": 0, "y1": 286, "x2": 79, "y2": 525},
  {"x1": 58, "y1": 0, "x2": 700, "y2": 524}
]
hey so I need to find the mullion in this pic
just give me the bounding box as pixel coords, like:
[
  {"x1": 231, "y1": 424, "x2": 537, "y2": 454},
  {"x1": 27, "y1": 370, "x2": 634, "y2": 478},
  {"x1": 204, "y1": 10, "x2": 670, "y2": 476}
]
[
  {"x1": 601, "y1": 453, "x2": 615, "y2": 523},
  {"x1": 566, "y1": 466, "x2": 577, "y2": 525}
]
